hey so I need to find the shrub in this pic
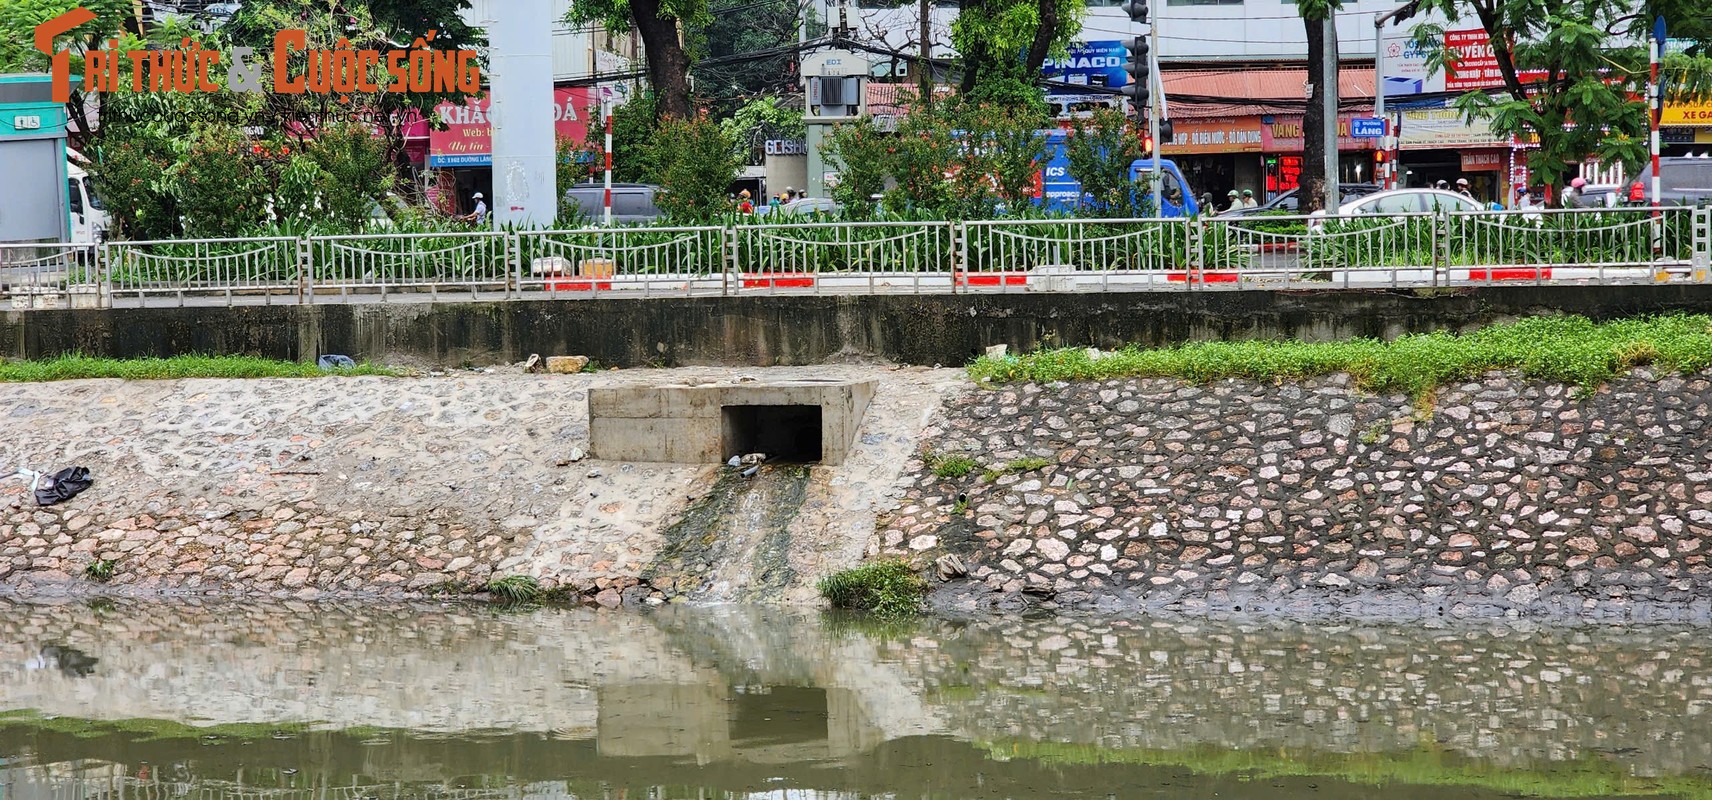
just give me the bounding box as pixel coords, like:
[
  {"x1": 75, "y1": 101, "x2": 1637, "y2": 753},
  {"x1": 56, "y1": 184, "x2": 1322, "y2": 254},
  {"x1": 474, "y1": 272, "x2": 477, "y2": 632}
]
[
  {"x1": 84, "y1": 559, "x2": 117, "y2": 583},
  {"x1": 642, "y1": 115, "x2": 741, "y2": 223},
  {"x1": 817, "y1": 560, "x2": 929, "y2": 617}
]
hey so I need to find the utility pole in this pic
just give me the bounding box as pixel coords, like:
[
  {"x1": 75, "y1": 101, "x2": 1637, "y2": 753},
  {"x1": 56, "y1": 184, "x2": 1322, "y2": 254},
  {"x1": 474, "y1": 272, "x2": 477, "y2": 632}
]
[
  {"x1": 1120, "y1": 0, "x2": 1159, "y2": 214},
  {"x1": 1149, "y1": 17, "x2": 1162, "y2": 209},
  {"x1": 1320, "y1": 15, "x2": 1339, "y2": 215},
  {"x1": 1372, "y1": 11, "x2": 1386, "y2": 189},
  {"x1": 919, "y1": 0, "x2": 932, "y2": 110}
]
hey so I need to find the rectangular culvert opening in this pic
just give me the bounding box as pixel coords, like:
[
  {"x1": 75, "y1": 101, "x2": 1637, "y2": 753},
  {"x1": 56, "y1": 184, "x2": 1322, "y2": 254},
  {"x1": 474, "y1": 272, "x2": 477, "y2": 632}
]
[{"x1": 722, "y1": 405, "x2": 823, "y2": 463}]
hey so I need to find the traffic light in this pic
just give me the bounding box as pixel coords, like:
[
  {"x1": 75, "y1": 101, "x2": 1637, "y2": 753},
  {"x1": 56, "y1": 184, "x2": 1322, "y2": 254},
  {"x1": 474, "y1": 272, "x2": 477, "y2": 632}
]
[
  {"x1": 1121, "y1": 0, "x2": 1149, "y2": 24},
  {"x1": 1159, "y1": 118, "x2": 1174, "y2": 145},
  {"x1": 1121, "y1": 37, "x2": 1150, "y2": 114},
  {"x1": 1141, "y1": 133, "x2": 1155, "y2": 156}
]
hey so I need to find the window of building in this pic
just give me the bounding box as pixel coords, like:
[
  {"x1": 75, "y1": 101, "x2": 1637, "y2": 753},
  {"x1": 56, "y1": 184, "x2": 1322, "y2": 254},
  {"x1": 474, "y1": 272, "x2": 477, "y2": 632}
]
[{"x1": 1167, "y1": 0, "x2": 1243, "y2": 5}]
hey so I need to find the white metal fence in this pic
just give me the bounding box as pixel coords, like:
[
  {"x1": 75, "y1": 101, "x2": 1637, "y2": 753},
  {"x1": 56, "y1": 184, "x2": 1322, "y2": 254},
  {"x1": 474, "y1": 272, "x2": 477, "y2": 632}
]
[{"x1": 3, "y1": 206, "x2": 1708, "y2": 309}]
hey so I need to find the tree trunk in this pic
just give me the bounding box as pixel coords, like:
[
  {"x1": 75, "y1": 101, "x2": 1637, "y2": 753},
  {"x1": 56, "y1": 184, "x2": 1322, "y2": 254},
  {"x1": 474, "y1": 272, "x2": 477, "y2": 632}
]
[
  {"x1": 919, "y1": 0, "x2": 933, "y2": 111},
  {"x1": 957, "y1": 0, "x2": 986, "y2": 95},
  {"x1": 631, "y1": 0, "x2": 694, "y2": 120},
  {"x1": 1024, "y1": 0, "x2": 1058, "y2": 77},
  {"x1": 1300, "y1": 13, "x2": 1329, "y2": 213}
]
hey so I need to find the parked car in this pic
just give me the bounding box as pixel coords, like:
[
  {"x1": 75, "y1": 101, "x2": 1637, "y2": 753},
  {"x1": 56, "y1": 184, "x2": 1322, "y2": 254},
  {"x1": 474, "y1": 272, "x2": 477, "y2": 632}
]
[
  {"x1": 1336, "y1": 188, "x2": 1485, "y2": 215},
  {"x1": 1219, "y1": 183, "x2": 1382, "y2": 217},
  {"x1": 563, "y1": 183, "x2": 664, "y2": 225},
  {"x1": 774, "y1": 197, "x2": 841, "y2": 217}
]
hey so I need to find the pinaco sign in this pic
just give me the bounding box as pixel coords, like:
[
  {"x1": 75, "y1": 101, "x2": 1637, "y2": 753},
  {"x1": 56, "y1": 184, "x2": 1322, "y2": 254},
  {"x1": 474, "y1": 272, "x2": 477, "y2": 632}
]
[{"x1": 34, "y1": 7, "x2": 481, "y2": 103}]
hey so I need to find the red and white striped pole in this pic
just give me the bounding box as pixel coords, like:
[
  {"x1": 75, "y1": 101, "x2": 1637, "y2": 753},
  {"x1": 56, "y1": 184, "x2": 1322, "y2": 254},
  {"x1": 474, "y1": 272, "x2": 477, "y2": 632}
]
[
  {"x1": 1650, "y1": 19, "x2": 1663, "y2": 211},
  {"x1": 602, "y1": 93, "x2": 614, "y2": 227}
]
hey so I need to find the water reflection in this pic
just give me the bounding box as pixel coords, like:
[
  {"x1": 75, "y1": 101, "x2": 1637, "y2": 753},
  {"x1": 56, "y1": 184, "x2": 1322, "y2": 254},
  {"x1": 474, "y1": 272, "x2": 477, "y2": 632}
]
[{"x1": 0, "y1": 600, "x2": 1708, "y2": 800}]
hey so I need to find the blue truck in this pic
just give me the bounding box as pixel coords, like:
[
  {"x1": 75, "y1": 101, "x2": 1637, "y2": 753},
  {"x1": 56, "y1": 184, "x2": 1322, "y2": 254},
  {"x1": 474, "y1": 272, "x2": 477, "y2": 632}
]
[{"x1": 1035, "y1": 129, "x2": 1199, "y2": 217}]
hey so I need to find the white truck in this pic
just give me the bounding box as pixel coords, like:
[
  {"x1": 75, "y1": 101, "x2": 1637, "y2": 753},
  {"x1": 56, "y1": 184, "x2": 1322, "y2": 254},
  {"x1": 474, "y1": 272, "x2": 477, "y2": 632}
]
[{"x1": 66, "y1": 149, "x2": 109, "y2": 245}]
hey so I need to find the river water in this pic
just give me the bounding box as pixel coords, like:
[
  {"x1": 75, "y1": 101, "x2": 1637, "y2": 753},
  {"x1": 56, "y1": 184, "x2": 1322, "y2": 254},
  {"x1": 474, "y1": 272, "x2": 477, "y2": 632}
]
[{"x1": 1, "y1": 600, "x2": 1708, "y2": 800}]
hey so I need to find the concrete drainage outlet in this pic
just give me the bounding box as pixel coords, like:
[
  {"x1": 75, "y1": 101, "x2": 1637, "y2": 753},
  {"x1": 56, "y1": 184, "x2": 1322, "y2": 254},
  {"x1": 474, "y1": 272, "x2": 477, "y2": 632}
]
[{"x1": 588, "y1": 379, "x2": 875, "y2": 465}]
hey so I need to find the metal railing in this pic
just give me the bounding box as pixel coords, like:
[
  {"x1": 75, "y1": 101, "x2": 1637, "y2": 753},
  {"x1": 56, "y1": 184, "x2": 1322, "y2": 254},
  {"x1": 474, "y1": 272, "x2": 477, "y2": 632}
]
[
  {"x1": 4, "y1": 206, "x2": 1708, "y2": 310},
  {"x1": 517, "y1": 226, "x2": 729, "y2": 298},
  {"x1": 1, "y1": 241, "x2": 101, "y2": 309}
]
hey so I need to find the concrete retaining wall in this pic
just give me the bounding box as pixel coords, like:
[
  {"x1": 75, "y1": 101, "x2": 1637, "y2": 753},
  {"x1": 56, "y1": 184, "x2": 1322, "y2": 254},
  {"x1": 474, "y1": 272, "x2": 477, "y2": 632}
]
[{"x1": 9, "y1": 286, "x2": 1712, "y2": 367}]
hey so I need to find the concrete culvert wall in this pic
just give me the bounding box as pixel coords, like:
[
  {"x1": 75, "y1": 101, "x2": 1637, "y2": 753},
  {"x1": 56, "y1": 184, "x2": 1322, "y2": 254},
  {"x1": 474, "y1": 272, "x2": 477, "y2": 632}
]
[{"x1": 724, "y1": 405, "x2": 824, "y2": 463}]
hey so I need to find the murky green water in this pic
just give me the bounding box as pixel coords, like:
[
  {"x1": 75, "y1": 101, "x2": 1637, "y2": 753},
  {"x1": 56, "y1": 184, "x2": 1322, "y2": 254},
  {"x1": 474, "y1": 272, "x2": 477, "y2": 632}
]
[{"x1": 2, "y1": 601, "x2": 1709, "y2": 800}]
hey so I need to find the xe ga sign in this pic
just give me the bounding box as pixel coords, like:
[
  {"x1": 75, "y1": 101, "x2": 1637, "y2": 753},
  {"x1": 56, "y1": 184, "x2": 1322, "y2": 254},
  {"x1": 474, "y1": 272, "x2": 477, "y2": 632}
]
[{"x1": 34, "y1": 7, "x2": 481, "y2": 103}]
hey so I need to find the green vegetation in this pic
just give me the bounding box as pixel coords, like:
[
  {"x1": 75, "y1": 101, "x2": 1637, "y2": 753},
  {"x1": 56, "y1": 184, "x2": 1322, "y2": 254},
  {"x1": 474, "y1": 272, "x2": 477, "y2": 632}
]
[
  {"x1": 982, "y1": 455, "x2": 1054, "y2": 482},
  {"x1": 817, "y1": 559, "x2": 930, "y2": 618},
  {"x1": 926, "y1": 452, "x2": 979, "y2": 479},
  {"x1": 967, "y1": 314, "x2": 1712, "y2": 400},
  {"x1": 83, "y1": 559, "x2": 116, "y2": 583},
  {"x1": 0, "y1": 355, "x2": 395, "y2": 383},
  {"x1": 483, "y1": 575, "x2": 548, "y2": 604},
  {"x1": 980, "y1": 739, "x2": 1712, "y2": 800}
]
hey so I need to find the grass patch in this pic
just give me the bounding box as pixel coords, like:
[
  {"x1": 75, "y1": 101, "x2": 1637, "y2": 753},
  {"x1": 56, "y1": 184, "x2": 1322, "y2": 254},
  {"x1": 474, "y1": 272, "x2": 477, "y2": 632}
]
[
  {"x1": 925, "y1": 452, "x2": 978, "y2": 479},
  {"x1": 818, "y1": 559, "x2": 930, "y2": 618},
  {"x1": 982, "y1": 455, "x2": 1054, "y2": 482},
  {"x1": 966, "y1": 314, "x2": 1712, "y2": 400},
  {"x1": 0, "y1": 354, "x2": 396, "y2": 382},
  {"x1": 484, "y1": 575, "x2": 546, "y2": 603},
  {"x1": 83, "y1": 559, "x2": 116, "y2": 583}
]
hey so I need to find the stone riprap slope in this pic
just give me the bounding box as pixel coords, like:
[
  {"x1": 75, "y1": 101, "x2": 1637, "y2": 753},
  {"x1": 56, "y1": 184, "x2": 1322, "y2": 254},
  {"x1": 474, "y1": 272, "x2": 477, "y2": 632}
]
[
  {"x1": 876, "y1": 370, "x2": 1712, "y2": 620},
  {"x1": 0, "y1": 366, "x2": 960, "y2": 602}
]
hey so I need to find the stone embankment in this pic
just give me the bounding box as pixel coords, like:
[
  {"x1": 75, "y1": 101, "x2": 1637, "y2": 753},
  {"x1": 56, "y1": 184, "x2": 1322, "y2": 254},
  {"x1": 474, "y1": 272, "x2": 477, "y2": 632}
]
[
  {"x1": 0, "y1": 365, "x2": 961, "y2": 603},
  {"x1": 875, "y1": 370, "x2": 1712, "y2": 620}
]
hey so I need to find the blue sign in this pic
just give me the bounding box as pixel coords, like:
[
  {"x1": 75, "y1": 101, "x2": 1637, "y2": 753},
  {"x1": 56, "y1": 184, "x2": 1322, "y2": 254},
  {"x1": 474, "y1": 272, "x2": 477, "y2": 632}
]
[
  {"x1": 1350, "y1": 117, "x2": 1387, "y2": 138},
  {"x1": 1041, "y1": 40, "x2": 1127, "y2": 96},
  {"x1": 428, "y1": 153, "x2": 492, "y2": 168}
]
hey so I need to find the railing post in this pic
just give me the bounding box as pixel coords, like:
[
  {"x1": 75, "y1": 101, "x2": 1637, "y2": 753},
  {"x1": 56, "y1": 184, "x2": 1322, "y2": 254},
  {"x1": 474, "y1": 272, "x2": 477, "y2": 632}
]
[
  {"x1": 951, "y1": 221, "x2": 964, "y2": 295},
  {"x1": 299, "y1": 237, "x2": 314, "y2": 305},
  {"x1": 509, "y1": 230, "x2": 521, "y2": 300},
  {"x1": 1434, "y1": 210, "x2": 1448, "y2": 287},
  {"x1": 97, "y1": 242, "x2": 112, "y2": 309},
  {"x1": 1695, "y1": 207, "x2": 1712, "y2": 283},
  {"x1": 724, "y1": 225, "x2": 738, "y2": 296}
]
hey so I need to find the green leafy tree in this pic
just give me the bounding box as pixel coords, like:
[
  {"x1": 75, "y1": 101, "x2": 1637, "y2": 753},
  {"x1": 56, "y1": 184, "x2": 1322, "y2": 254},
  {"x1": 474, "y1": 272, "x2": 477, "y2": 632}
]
[
  {"x1": 642, "y1": 115, "x2": 740, "y2": 221},
  {"x1": 952, "y1": 0, "x2": 1084, "y2": 109},
  {"x1": 567, "y1": 0, "x2": 699, "y2": 121},
  {"x1": 721, "y1": 96, "x2": 808, "y2": 165},
  {"x1": 1065, "y1": 107, "x2": 1146, "y2": 217},
  {"x1": 1295, "y1": 0, "x2": 1342, "y2": 214},
  {"x1": 1407, "y1": 0, "x2": 1691, "y2": 199},
  {"x1": 88, "y1": 131, "x2": 182, "y2": 240},
  {"x1": 578, "y1": 91, "x2": 660, "y2": 184},
  {"x1": 304, "y1": 123, "x2": 397, "y2": 230},
  {"x1": 821, "y1": 118, "x2": 891, "y2": 220},
  {"x1": 172, "y1": 125, "x2": 271, "y2": 238},
  {"x1": 222, "y1": 0, "x2": 486, "y2": 174},
  {"x1": 883, "y1": 104, "x2": 959, "y2": 215}
]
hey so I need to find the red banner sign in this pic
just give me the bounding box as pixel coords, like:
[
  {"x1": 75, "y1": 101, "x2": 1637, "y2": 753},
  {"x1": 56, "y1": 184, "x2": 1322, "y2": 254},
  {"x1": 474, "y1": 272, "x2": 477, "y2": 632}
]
[{"x1": 428, "y1": 87, "x2": 592, "y2": 167}]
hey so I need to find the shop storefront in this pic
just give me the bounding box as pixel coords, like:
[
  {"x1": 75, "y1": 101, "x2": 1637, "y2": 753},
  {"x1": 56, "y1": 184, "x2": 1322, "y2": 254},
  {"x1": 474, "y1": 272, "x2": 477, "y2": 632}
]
[
  {"x1": 1396, "y1": 105, "x2": 1512, "y2": 204},
  {"x1": 425, "y1": 87, "x2": 593, "y2": 217},
  {"x1": 1162, "y1": 113, "x2": 1378, "y2": 205},
  {"x1": 1662, "y1": 102, "x2": 1712, "y2": 156}
]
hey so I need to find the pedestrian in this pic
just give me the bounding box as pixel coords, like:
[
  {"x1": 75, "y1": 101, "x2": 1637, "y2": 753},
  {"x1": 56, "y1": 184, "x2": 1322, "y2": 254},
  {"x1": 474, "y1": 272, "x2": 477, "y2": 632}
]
[
  {"x1": 736, "y1": 189, "x2": 754, "y2": 214},
  {"x1": 1455, "y1": 177, "x2": 1475, "y2": 200},
  {"x1": 785, "y1": 186, "x2": 798, "y2": 202},
  {"x1": 1199, "y1": 193, "x2": 1217, "y2": 217},
  {"x1": 1434, "y1": 179, "x2": 1449, "y2": 192},
  {"x1": 1563, "y1": 176, "x2": 1587, "y2": 208},
  {"x1": 1225, "y1": 189, "x2": 1242, "y2": 214},
  {"x1": 1240, "y1": 189, "x2": 1258, "y2": 209}
]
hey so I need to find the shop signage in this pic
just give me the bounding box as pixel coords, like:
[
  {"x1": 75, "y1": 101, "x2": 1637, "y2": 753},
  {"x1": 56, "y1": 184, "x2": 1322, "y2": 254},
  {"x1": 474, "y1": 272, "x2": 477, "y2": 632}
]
[
  {"x1": 1398, "y1": 106, "x2": 1507, "y2": 149},
  {"x1": 1663, "y1": 102, "x2": 1712, "y2": 126},
  {"x1": 428, "y1": 87, "x2": 591, "y2": 167},
  {"x1": 764, "y1": 139, "x2": 808, "y2": 156},
  {"x1": 1381, "y1": 27, "x2": 1546, "y2": 97},
  {"x1": 1042, "y1": 40, "x2": 1127, "y2": 95},
  {"x1": 1262, "y1": 114, "x2": 1378, "y2": 152},
  {"x1": 1460, "y1": 151, "x2": 1504, "y2": 171}
]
